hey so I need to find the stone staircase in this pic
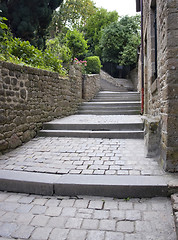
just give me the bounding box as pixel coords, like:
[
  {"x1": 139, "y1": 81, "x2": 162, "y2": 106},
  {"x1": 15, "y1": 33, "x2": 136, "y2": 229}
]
[
  {"x1": 78, "y1": 91, "x2": 141, "y2": 115},
  {"x1": 39, "y1": 90, "x2": 144, "y2": 139}
]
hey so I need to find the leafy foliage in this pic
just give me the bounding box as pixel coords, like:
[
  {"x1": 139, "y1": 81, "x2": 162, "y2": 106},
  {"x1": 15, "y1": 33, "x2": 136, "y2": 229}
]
[
  {"x1": 48, "y1": 0, "x2": 96, "y2": 37},
  {"x1": 65, "y1": 29, "x2": 88, "y2": 59},
  {"x1": 84, "y1": 8, "x2": 119, "y2": 56},
  {"x1": 100, "y1": 15, "x2": 141, "y2": 66},
  {"x1": 85, "y1": 56, "x2": 101, "y2": 74},
  {"x1": 0, "y1": 34, "x2": 65, "y2": 74},
  {"x1": 46, "y1": 37, "x2": 72, "y2": 63},
  {"x1": 0, "y1": 0, "x2": 63, "y2": 48}
]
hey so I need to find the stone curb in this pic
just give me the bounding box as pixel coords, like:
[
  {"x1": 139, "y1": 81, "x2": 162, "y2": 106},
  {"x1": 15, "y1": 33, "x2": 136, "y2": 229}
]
[{"x1": 0, "y1": 170, "x2": 177, "y2": 198}]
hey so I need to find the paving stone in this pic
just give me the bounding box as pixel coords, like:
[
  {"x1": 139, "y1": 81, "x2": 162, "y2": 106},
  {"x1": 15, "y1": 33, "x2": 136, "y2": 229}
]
[
  {"x1": 93, "y1": 170, "x2": 105, "y2": 175},
  {"x1": 65, "y1": 217, "x2": 83, "y2": 229},
  {"x1": 68, "y1": 229, "x2": 87, "y2": 240},
  {"x1": 86, "y1": 230, "x2": 105, "y2": 240},
  {"x1": 0, "y1": 193, "x2": 9, "y2": 201},
  {"x1": 0, "y1": 222, "x2": 18, "y2": 238},
  {"x1": 76, "y1": 209, "x2": 93, "y2": 219},
  {"x1": 0, "y1": 210, "x2": 5, "y2": 218},
  {"x1": 31, "y1": 227, "x2": 52, "y2": 240},
  {"x1": 104, "y1": 201, "x2": 118, "y2": 210},
  {"x1": 125, "y1": 210, "x2": 141, "y2": 220},
  {"x1": 45, "y1": 206, "x2": 62, "y2": 216},
  {"x1": 117, "y1": 221, "x2": 134, "y2": 233},
  {"x1": 125, "y1": 233, "x2": 143, "y2": 240},
  {"x1": 82, "y1": 219, "x2": 99, "y2": 230},
  {"x1": 30, "y1": 205, "x2": 47, "y2": 215},
  {"x1": 48, "y1": 216, "x2": 67, "y2": 228},
  {"x1": 11, "y1": 225, "x2": 34, "y2": 239},
  {"x1": 16, "y1": 213, "x2": 34, "y2": 224},
  {"x1": 88, "y1": 201, "x2": 103, "y2": 210},
  {"x1": 1, "y1": 212, "x2": 19, "y2": 222},
  {"x1": 105, "y1": 231, "x2": 124, "y2": 240},
  {"x1": 110, "y1": 210, "x2": 125, "y2": 220},
  {"x1": 119, "y1": 202, "x2": 133, "y2": 210},
  {"x1": 61, "y1": 207, "x2": 76, "y2": 217},
  {"x1": 0, "y1": 202, "x2": 19, "y2": 212},
  {"x1": 30, "y1": 215, "x2": 50, "y2": 227},
  {"x1": 50, "y1": 228, "x2": 69, "y2": 240},
  {"x1": 93, "y1": 210, "x2": 109, "y2": 219},
  {"x1": 99, "y1": 219, "x2": 116, "y2": 231},
  {"x1": 59, "y1": 199, "x2": 75, "y2": 207},
  {"x1": 5, "y1": 194, "x2": 22, "y2": 202},
  {"x1": 18, "y1": 196, "x2": 35, "y2": 204},
  {"x1": 135, "y1": 220, "x2": 153, "y2": 232},
  {"x1": 134, "y1": 202, "x2": 148, "y2": 210},
  {"x1": 15, "y1": 203, "x2": 33, "y2": 213},
  {"x1": 74, "y1": 200, "x2": 89, "y2": 208},
  {"x1": 45, "y1": 199, "x2": 61, "y2": 207}
]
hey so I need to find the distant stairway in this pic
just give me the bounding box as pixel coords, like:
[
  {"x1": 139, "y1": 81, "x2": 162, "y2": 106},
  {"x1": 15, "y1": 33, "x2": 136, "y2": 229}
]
[
  {"x1": 78, "y1": 91, "x2": 141, "y2": 115},
  {"x1": 39, "y1": 90, "x2": 144, "y2": 139}
]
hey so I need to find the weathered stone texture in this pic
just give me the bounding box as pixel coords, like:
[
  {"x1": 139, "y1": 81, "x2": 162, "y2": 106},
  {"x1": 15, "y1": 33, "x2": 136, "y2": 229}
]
[
  {"x1": 0, "y1": 62, "x2": 100, "y2": 153},
  {"x1": 140, "y1": 0, "x2": 178, "y2": 171},
  {"x1": 82, "y1": 74, "x2": 100, "y2": 101}
]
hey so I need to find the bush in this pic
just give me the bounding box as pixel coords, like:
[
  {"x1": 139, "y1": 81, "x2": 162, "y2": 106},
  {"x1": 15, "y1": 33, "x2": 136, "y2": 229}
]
[
  {"x1": 46, "y1": 37, "x2": 72, "y2": 64},
  {"x1": 85, "y1": 56, "x2": 101, "y2": 74},
  {"x1": 9, "y1": 38, "x2": 43, "y2": 66},
  {"x1": 65, "y1": 29, "x2": 88, "y2": 59},
  {"x1": 0, "y1": 36, "x2": 65, "y2": 74}
]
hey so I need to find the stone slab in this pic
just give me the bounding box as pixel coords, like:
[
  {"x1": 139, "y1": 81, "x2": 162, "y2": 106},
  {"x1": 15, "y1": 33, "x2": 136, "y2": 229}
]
[
  {"x1": 54, "y1": 174, "x2": 171, "y2": 198},
  {"x1": 0, "y1": 170, "x2": 59, "y2": 196},
  {"x1": 43, "y1": 123, "x2": 143, "y2": 131},
  {"x1": 38, "y1": 130, "x2": 144, "y2": 139},
  {"x1": 0, "y1": 170, "x2": 177, "y2": 198}
]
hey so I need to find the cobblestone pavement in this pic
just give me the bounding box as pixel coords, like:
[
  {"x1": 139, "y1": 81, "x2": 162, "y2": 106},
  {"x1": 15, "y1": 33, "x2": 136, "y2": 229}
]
[
  {"x1": 0, "y1": 137, "x2": 165, "y2": 176},
  {"x1": 0, "y1": 191, "x2": 176, "y2": 240}
]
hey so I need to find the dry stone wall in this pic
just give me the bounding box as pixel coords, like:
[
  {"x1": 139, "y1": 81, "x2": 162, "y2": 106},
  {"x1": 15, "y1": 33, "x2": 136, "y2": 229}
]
[
  {"x1": 0, "y1": 61, "x2": 100, "y2": 153},
  {"x1": 82, "y1": 74, "x2": 101, "y2": 101}
]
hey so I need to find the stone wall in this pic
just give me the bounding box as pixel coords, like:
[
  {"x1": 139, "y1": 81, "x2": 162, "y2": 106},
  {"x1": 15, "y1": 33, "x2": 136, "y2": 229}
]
[
  {"x1": 82, "y1": 74, "x2": 100, "y2": 101},
  {"x1": 139, "y1": 0, "x2": 178, "y2": 171},
  {"x1": 128, "y1": 67, "x2": 139, "y2": 91},
  {"x1": 0, "y1": 61, "x2": 100, "y2": 153}
]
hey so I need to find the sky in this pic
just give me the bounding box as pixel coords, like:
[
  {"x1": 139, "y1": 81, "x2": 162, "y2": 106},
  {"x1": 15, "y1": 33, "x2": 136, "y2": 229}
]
[{"x1": 93, "y1": 0, "x2": 137, "y2": 16}]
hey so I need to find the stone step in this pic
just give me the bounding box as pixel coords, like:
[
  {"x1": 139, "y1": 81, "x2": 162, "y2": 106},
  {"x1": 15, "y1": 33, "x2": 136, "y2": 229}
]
[
  {"x1": 91, "y1": 98, "x2": 140, "y2": 102},
  {"x1": 39, "y1": 129, "x2": 144, "y2": 139},
  {"x1": 43, "y1": 123, "x2": 143, "y2": 131},
  {"x1": 97, "y1": 91, "x2": 140, "y2": 95},
  {"x1": 79, "y1": 106, "x2": 141, "y2": 110},
  {"x1": 0, "y1": 170, "x2": 177, "y2": 198},
  {"x1": 82, "y1": 102, "x2": 141, "y2": 107},
  {"x1": 78, "y1": 110, "x2": 141, "y2": 115}
]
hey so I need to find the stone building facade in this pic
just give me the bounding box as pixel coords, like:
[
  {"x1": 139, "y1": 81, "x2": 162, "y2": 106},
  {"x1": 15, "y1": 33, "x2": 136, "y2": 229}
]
[
  {"x1": 136, "y1": 0, "x2": 178, "y2": 171},
  {"x1": 0, "y1": 61, "x2": 100, "y2": 153}
]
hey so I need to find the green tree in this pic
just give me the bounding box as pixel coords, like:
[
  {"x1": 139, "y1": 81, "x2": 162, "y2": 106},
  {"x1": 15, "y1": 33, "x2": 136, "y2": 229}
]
[
  {"x1": 46, "y1": 37, "x2": 72, "y2": 63},
  {"x1": 48, "y1": 0, "x2": 96, "y2": 37},
  {"x1": 84, "y1": 8, "x2": 119, "y2": 56},
  {"x1": 0, "y1": 0, "x2": 63, "y2": 48},
  {"x1": 65, "y1": 29, "x2": 88, "y2": 59},
  {"x1": 100, "y1": 15, "x2": 141, "y2": 66}
]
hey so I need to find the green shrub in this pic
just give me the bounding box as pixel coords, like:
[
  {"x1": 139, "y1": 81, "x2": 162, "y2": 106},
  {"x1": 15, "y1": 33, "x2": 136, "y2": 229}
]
[
  {"x1": 65, "y1": 29, "x2": 88, "y2": 59},
  {"x1": 9, "y1": 38, "x2": 43, "y2": 66},
  {"x1": 1, "y1": 36, "x2": 65, "y2": 74},
  {"x1": 85, "y1": 56, "x2": 101, "y2": 74},
  {"x1": 46, "y1": 37, "x2": 72, "y2": 63}
]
